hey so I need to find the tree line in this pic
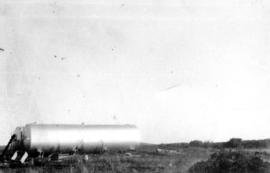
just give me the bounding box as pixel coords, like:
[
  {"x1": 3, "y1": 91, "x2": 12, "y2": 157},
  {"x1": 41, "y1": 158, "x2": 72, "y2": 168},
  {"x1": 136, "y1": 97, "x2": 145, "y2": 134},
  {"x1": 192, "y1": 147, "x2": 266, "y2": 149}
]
[{"x1": 159, "y1": 138, "x2": 270, "y2": 149}]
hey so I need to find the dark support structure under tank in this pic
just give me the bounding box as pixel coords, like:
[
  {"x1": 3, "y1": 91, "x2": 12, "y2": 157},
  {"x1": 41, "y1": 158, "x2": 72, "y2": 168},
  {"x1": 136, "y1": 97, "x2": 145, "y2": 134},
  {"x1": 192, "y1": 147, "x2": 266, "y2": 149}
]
[{"x1": 0, "y1": 134, "x2": 16, "y2": 161}]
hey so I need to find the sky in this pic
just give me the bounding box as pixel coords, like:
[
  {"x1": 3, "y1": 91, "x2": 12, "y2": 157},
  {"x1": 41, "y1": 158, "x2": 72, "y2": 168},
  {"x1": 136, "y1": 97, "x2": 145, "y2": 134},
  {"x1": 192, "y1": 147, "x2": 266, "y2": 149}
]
[{"x1": 0, "y1": 0, "x2": 270, "y2": 145}]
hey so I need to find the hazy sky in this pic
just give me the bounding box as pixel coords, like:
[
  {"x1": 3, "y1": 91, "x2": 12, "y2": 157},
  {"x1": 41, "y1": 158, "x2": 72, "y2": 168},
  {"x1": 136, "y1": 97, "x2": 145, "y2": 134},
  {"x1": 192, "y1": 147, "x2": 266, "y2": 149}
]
[{"x1": 0, "y1": 0, "x2": 270, "y2": 144}]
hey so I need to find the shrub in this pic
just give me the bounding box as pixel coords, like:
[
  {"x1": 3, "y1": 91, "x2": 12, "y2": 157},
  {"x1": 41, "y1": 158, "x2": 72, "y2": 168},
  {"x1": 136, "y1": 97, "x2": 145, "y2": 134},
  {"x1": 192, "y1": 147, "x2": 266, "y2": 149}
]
[
  {"x1": 224, "y1": 138, "x2": 242, "y2": 148},
  {"x1": 189, "y1": 140, "x2": 204, "y2": 147},
  {"x1": 189, "y1": 151, "x2": 270, "y2": 173}
]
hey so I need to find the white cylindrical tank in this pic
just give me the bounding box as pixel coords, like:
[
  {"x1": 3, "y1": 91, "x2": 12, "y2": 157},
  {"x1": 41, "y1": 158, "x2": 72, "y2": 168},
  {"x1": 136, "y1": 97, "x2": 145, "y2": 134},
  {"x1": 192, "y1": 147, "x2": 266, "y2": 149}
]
[{"x1": 14, "y1": 124, "x2": 141, "y2": 153}]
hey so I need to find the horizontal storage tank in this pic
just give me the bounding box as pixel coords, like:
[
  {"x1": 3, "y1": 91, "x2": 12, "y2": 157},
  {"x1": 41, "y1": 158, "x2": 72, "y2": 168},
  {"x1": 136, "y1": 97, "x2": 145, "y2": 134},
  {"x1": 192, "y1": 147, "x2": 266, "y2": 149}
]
[{"x1": 13, "y1": 124, "x2": 141, "y2": 153}]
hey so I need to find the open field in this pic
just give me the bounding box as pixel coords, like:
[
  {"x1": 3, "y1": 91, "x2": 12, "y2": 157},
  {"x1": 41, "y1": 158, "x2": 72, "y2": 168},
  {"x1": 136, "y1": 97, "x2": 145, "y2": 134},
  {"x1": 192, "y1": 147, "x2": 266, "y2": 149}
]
[
  {"x1": 0, "y1": 147, "x2": 216, "y2": 173},
  {"x1": 1, "y1": 139, "x2": 270, "y2": 173}
]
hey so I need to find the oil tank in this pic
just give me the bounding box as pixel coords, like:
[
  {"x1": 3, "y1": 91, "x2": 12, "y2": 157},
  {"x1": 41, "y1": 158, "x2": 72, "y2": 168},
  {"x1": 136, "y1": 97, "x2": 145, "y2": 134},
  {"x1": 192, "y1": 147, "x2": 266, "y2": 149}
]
[{"x1": 13, "y1": 124, "x2": 141, "y2": 153}]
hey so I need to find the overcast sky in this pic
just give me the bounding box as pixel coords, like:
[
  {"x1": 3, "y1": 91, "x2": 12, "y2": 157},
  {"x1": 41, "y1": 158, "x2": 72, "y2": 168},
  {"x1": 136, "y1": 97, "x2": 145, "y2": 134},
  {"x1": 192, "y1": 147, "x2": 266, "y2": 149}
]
[{"x1": 0, "y1": 0, "x2": 270, "y2": 144}]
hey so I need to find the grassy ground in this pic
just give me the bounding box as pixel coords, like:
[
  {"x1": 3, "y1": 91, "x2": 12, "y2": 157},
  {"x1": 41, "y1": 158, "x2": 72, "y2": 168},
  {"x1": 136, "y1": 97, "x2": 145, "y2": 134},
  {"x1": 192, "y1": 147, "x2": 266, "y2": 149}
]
[
  {"x1": 1, "y1": 147, "x2": 269, "y2": 173},
  {"x1": 0, "y1": 147, "x2": 216, "y2": 173}
]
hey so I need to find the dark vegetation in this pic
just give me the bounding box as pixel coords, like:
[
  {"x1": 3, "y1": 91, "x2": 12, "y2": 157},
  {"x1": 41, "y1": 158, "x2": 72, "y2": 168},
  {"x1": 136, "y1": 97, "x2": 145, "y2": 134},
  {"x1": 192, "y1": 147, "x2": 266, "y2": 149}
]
[
  {"x1": 189, "y1": 151, "x2": 270, "y2": 173},
  {"x1": 159, "y1": 138, "x2": 270, "y2": 150},
  {"x1": 1, "y1": 138, "x2": 270, "y2": 172}
]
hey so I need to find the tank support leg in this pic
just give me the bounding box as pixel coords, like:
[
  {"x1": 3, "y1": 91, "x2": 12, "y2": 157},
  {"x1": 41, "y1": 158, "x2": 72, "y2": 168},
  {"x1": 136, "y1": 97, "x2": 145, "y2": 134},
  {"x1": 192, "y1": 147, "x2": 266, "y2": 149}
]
[
  {"x1": 20, "y1": 152, "x2": 28, "y2": 164},
  {"x1": 11, "y1": 151, "x2": 18, "y2": 161}
]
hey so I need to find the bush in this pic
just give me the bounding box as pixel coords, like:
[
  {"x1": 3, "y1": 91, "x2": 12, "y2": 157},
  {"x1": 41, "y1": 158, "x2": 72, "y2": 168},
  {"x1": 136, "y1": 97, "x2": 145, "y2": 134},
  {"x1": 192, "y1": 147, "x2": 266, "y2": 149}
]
[
  {"x1": 224, "y1": 138, "x2": 242, "y2": 148},
  {"x1": 189, "y1": 140, "x2": 204, "y2": 147},
  {"x1": 188, "y1": 151, "x2": 270, "y2": 173}
]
